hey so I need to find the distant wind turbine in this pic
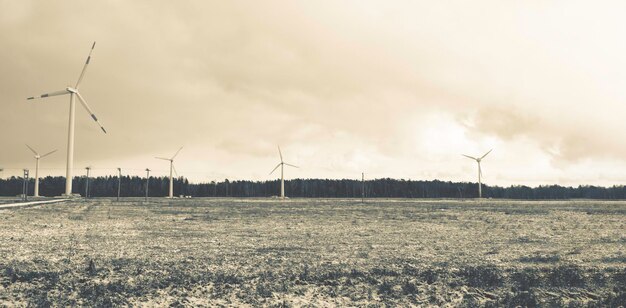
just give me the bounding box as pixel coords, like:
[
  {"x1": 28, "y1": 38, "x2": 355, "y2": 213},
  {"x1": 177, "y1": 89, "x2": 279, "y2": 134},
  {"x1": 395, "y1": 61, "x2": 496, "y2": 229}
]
[
  {"x1": 25, "y1": 144, "x2": 57, "y2": 197},
  {"x1": 269, "y1": 146, "x2": 298, "y2": 199},
  {"x1": 26, "y1": 42, "x2": 107, "y2": 197},
  {"x1": 462, "y1": 149, "x2": 492, "y2": 198},
  {"x1": 145, "y1": 168, "x2": 151, "y2": 201},
  {"x1": 117, "y1": 168, "x2": 122, "y2": 202},
  {"x1": 156, "y1": 147, "x2": 183, "y2": 198}
]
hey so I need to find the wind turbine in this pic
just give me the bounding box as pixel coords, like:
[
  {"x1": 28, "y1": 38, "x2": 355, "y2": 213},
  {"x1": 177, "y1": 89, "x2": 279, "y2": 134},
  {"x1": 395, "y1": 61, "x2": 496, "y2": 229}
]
[
  {"x1": 26, "y1": 42, "x2": 107, "y2": 197},
  {"x1": 145, "y1": 168, "x2": 151, "y2": 202},
  {"x1": 116, "y1": 168, "x2": 122, "y2": 201},
  {"x1": 269, "y1": 146, "x2": 298, "y2": 199},
  {"x1": 462, "y1": 149, "x2": 492, "y2": 198},
  {"x1": 25, "y1": 144, "x2": 57, "y2": 197},
  {"x1": 156, "y1": 147, "x2": 183, "y2": 198}
]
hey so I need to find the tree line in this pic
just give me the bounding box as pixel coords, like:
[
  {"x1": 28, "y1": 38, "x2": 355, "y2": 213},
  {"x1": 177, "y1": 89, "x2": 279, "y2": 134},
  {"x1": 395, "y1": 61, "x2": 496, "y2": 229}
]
[{"x1": 1, "y1": 176, "x2": 626, "y2": 199}]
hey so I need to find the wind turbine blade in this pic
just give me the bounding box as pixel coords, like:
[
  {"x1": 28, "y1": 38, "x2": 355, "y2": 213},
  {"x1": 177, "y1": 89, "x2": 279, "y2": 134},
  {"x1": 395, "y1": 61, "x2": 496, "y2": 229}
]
[
  {"x1": 155, "y1": 157, "x2": 170, "y2": 161},
  {"x1": 171, "y1": 146, "x2": 183, "y2": 160},
  {"x1": 172, "y1": 164, "x2": 178, "y2": 177},
  {"x1": 40, "y1": 149, "x2": 58, "y2": 158},
  {"x1": 75, "y1": 92, "x2": 107, "y2": 134},
  {"x1": 284, "y1": 163, "x2": 299, "y2": 168},
  {"x1": 25, "y1": 144, "x2": 38, "y2": 156},
  {"x1": 480, "y1": 149, "x2": 493, "y2": 160},
  {"x1": 75, "y1": 41, "x2": 96, "y2": 89},
  {"x1": 462, "y1": 154, "x2": 477, "y2": 161},
  {"x1": 278, "y1": 145, "x2": 283, "y2": 162},
  {"x1": 269, "y1": 163, "x2": 281, "y2": 175},
  {"x1": 27, "y1": 89, "x2": 69, "y2": 100},
  {"x1": 479, "y1": 163, "x2": 483, "y2": 178}
]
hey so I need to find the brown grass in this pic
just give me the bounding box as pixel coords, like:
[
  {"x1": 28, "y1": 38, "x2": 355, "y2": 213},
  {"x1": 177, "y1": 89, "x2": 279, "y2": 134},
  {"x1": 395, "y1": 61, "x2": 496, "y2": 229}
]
[{"x1": 0, "y1": 198, "x2": 624, "y2": 306}]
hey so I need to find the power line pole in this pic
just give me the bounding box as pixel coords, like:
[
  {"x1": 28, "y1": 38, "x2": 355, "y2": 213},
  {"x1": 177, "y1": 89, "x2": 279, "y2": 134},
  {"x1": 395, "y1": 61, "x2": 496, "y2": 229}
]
[
  {"x1": 117, "y1": 168, "x2": 122, "y2": 202},
  {"x1": 85, "y1": 167, "x2": 91, "y2": 198},
  {"x1": 22, "y1": 169, "x2": 29, "y2": 201},
  {"x1": 145, "y1": 168, "x2": 150, "y2": 202}
]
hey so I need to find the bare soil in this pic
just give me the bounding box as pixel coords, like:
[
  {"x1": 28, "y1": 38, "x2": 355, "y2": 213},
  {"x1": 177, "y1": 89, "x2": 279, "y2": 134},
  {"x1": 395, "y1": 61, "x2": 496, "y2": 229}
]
[{"x1": 1, "y1": 198, "x2": 625, "y2": 306}]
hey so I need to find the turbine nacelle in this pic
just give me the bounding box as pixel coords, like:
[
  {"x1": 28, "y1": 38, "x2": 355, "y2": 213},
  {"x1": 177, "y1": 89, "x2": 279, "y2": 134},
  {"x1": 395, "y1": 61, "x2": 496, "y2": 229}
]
[
  {"x1": 269, "y1": 145, "x2": 299, "y2": 175},
  {"x1": 26, "y1": 144, "x2": 57, "y2": 160},
  {"x1": 463, "y1": 149, "x2": 492, "y2": 163}
]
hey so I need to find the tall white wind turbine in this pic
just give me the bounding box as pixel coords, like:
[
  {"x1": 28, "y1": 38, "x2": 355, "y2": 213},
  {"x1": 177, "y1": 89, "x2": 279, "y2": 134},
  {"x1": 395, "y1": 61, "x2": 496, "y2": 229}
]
[
  {"x1": 26, "y1": 42, "x2": 107, "y2": 197},
  {"x1": 25, "y1": 144, "x2": 57, "y2": 197},
  {"x1": 462, "y1": 149, "x2": 492, "y2": 198},
  {"x1": 156, "y1": 146, "x2": 183, "y2": 198},
  {"x1": 269, "y1": 146, "x2": 298, "y2": 199}
]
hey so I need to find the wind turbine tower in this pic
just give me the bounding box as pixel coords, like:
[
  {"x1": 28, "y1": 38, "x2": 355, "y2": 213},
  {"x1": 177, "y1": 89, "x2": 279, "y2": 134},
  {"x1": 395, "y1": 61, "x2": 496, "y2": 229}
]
[
  {"x1": 462, "y1": 149, "x2": 492, "y2": 198},
  {"x1": 25, "y1": 144, "x2": 57, "y2": 197},
  {"x1": 269, "y1": 146, "x2": 298, "y2": 199},
  {"x1": 26, "y1": 42, "x2": 107, "y2": 197}
]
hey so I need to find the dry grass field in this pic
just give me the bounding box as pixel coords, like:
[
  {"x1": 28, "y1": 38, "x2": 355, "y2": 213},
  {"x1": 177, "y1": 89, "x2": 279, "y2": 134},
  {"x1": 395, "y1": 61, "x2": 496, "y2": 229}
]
[{"x1": 1, "y1": 198, "x2": 625, "y2": 306}]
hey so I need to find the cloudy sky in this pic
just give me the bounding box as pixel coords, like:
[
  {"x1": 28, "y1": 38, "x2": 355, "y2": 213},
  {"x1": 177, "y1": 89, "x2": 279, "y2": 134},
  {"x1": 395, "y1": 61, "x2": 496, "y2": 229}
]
[{"x1": 1, "y1": 0, "x2": 626, "y2": 186}]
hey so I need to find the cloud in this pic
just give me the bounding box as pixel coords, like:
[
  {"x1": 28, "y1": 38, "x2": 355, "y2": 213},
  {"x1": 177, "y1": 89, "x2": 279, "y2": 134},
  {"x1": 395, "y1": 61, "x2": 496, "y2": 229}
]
[{"x1": 1, "y1": 1, "x2": 626, "y2": 186}]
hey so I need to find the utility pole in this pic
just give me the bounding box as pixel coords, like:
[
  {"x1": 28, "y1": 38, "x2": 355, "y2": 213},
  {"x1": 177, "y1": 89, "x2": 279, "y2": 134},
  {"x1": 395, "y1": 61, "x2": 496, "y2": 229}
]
[
  {"x1": 361, "y1": 172, "x2": 365, "y2": 203},
  {"x1": 117, "y1": 168, "x2": 122, "y2": 202},
  {"x1": 22, "y1": 169, "x2": 29, "y2": 201},
  {"x1": 145, "y1": 168, "x2": 150, "y2": 202},
  {"x1": 85, "y1": 167, "x2": 91, "y2": 198}
]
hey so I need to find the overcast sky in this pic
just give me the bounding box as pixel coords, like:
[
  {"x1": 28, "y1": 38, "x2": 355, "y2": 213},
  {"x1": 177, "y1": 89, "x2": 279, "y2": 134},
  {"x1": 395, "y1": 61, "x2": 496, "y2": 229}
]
[{"x1": 2, "y1": 0, "x2": 626, "y2": 186}]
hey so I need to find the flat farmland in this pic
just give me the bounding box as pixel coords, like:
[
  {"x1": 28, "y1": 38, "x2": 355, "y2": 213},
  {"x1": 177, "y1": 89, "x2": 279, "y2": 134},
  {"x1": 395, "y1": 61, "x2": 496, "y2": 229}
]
[{"x1": 1, "y1": 198, "x2": 625, "y2": 306}]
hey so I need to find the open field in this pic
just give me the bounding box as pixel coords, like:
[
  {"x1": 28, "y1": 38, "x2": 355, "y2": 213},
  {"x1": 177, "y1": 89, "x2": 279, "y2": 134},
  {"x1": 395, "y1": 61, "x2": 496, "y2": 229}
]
[{"x1": 1, "y1": 198, "x2": 625, "y2": 306}]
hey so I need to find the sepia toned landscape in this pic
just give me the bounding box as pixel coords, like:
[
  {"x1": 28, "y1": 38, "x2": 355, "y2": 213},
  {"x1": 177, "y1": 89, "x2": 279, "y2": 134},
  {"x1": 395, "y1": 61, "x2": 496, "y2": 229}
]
[
  {"x1": 4, "y1": 1, "x2": 626, "y2": 307},
  {"x1": 1, "y1": 198, "x2": 624, "y2": 306}
]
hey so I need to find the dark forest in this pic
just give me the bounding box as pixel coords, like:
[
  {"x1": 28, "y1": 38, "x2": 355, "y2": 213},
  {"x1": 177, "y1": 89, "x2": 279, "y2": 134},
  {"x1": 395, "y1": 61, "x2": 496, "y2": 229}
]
[{"x1": 2, "y1": 176, "x2": 625, "y2": 199}]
